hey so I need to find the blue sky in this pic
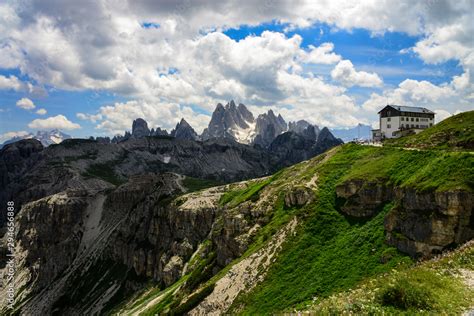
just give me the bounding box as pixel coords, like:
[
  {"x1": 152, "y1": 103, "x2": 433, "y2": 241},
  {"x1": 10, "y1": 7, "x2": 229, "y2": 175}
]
[{"x1": 0, "y1": 0, "x2": 472, "y2": 140}]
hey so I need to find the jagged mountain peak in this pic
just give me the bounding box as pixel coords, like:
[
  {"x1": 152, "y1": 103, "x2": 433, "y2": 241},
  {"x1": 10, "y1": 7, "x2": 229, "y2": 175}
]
[
  {"x1": 227, "y1": 99, "x2": 237, "y2": 109},
  {"x1": 178, "y1": 118, "x2": 191, "y2": 127},
  {"x1": 318, "y1": 126, "x2": 339, "y2": 143},
  {"x1": 202, "y1": 100, "x2": 256, "y2": 144},
  {"x1": 288, "y1": 120, "x2": 321, "y2": 140},
  {"x1": 171, "y1": 118, "x2": 199, "y2": 141}
]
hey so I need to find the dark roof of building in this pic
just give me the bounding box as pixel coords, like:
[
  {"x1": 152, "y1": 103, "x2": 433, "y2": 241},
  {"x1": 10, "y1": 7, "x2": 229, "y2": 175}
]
[{"x1": 378, "y1": 105, "x2": 435, "y2": 114}]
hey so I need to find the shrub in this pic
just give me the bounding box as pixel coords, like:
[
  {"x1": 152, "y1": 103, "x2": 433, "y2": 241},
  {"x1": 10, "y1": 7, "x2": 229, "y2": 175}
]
[{"x1": 380, "y1": 277, "x2": 435, "y2": 309}]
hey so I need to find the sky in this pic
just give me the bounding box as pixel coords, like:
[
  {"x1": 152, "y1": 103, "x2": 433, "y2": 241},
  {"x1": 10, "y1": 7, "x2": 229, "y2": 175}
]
[{"x1": 0, "y1": 0, "x2": 473, "y2": 141}]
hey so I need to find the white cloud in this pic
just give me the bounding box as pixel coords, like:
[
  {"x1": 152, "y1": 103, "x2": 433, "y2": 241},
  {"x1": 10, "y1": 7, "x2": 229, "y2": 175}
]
[
  {"x1": 76, "y1": 112, "x2": 103, "y2": 123},
  {"x1": 434, "y1": 109, "x2": 452, "y2": 123},
  {"x1": 36, "y1": 108, "x2": 47, "y2": 115},
  {"x1": 0, "y1": 131, "x2": 30, "y2": 143},
  {"x1": 0, "y1": 0, "x2": 472, "y2": 131},
  {"x1": 302, "y1": 43, "x2": 341, "y2": 64},
  {"x1": 331, "y1": 60, "x2": 383, "y2": 87},
  {"x1": 28, "y1": 115, "x2": 81, "y2": 130},
  {"x1": 0, "y1": 75, "x2": 45, "y2": 95},
  {"x1": 0, "y1": 75, "x2": 23, "y2": 91},
  {"x1": 96, "y1": 100, "x2": 211, "y2": 135},
  {"x1": 361, "y1": 74, "x2": 471, "y2": 127},
  {"x1": 16, "y1": 98, "x2": 35, "y2": 110}
]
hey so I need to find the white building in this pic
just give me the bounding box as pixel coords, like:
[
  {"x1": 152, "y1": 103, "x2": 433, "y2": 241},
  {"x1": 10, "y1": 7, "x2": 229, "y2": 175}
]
[{"x1": 372, "y1": 105, "x2": 435, "y2": 141}]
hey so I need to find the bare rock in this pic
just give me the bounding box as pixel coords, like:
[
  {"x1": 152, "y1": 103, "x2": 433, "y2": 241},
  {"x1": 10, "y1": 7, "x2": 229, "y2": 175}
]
[{"x1": 284, "y1": 186, "x2": 314, "y2": 208}]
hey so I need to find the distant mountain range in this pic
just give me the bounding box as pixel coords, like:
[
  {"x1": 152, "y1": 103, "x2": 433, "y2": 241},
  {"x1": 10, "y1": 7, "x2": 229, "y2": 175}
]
[
  {"x1": 101, "y1": 100, "x2": 340, "y2": 148},
  {"x1": 0, "y1": 129, "x2": 71, "y2": 148},
  {"x1": 331, "y1": 124, "x2": 372, "y2": 142},
  {"x1": 1, "y1": 101, "x2": 343, "y2": 149}
]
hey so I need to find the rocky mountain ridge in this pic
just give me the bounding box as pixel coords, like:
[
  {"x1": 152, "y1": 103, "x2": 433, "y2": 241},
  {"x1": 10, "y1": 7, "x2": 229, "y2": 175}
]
[{"x1": 93, "y1": 100, "x2": 337, "y2": 148}]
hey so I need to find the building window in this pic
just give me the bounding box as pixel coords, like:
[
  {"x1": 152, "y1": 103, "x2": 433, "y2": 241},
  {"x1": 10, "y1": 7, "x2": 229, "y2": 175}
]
[
  {"x1": 401, "y1": 117, "x2": 404, "y2": 121},
  {"x1": 416, "y1": 124, "x2": 419, "y2": 128},
  {"x1": 387, "y1": 117, "x2": 391, "y2": 122},
  {"x1": 387, "y1": 124, "x2": 391, "y2": 128},
  {"x1": 411, "y1": 118, "x2": 414, "y2": 122},
  {"x1": 411, "y1": 124, "x2": 414, "y2": 128},
  {"x1": 416, "y1": 118, "x2": 419, "y2": 122},
  {"x1": 430, "y1": 123, "x2": 433, "y2": 127}
]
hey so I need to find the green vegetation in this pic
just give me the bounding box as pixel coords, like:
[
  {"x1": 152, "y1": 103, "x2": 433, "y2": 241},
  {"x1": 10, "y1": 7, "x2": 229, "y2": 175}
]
[
  {"x1": 219, "y1": 174, "x2": 278, "y2": 207},
  {"x1": 340, "y1": 144, "x2": 474, "y2": 192},
  {"x1": 233, "y1": 145, "x2": 412, "y2": 314},
  {"x1": 170, "y1": 283, "x2": 215, "y2": 315},
  {"x1": 182, "y1": 176, "x2": 221, "y2": 192},
  {"x1": 384, "y1": 110, "x2": 474, "y2": 150},
  {"x1": 232, "y1": 144, "x2": 472, "y2": 314},
  {"x1": 309, "y1": 242, "x2": 474, "y2": 314},
  {"x1": 82, "y1": 162, "x2": 126, "y2": 186}
]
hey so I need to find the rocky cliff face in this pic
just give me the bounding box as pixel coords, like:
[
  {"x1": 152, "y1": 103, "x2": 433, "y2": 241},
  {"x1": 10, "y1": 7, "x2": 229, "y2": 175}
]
[
  {"x1": 336, "y1": 179, "x2": 474, "y2": 258},
  {"x1": 2, "y1": 170, "x2": 279, "y2": 315}
]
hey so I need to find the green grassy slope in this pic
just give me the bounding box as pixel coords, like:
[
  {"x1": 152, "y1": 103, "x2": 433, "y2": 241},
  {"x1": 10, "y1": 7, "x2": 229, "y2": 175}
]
[
  {"x1": 384, "y1": 110, "x2": 474, "y2": 150},
  {"x1": 231, "y1": 144, "x2": 473, "y2": 314},
  {"x1": 308, "y1": 241, "x2": 474, "y2": 314}
]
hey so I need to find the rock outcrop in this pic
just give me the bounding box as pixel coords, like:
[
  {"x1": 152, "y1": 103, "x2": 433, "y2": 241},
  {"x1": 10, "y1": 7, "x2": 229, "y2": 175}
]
[
  {"x1": 385, "y1": 189, "x2": 473, "y2": 258},
  {"x1": 284, "y1": 186, "x2": 314, "y2": 208},
  {"x1": 132, "y1": 118, "x2": 150, "y2": 138},
  {"x1": 336, "y1": 179, "x2": 393, "y2": 217},
  {"x1": 336, "y1": 179, "x2": 474, "y2": 258}
]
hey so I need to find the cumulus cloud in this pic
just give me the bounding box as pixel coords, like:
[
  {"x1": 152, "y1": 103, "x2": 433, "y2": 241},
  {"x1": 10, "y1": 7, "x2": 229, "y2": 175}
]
[
  {"x1": 0, "y1": 75, "x2": 24, "y2": 91},
  {"x1": 361, "y1": 74, "x2": 471, "y2": 126},
  {"x1": 302, "y1": 43, "x2": 341, "y2": 64},
  {"x1": 76, "y1": 112, "x2": 103, "y2": 123},
  {"x1": 28, "y1": 115, "x2": 81, "y2": 130},
  {"x1": 0, "y1": 75, "x2": 45, "y2": 95},
  {"x1": 16, "y1": 98, "x2": 35, "y2": 110},
  {"x1": 0, "y1": 0, "x2": 472, "y2": 131},
  {"x1": 331, "y1": 60, "x2": 383, "y2": 87},
  {"x1": 95, "y1": 100, "x2": 211, "y2": 135},
  {"x1": 36, "y1": 108, "x2": 47, "y2": 115}
]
